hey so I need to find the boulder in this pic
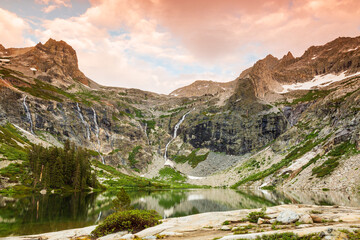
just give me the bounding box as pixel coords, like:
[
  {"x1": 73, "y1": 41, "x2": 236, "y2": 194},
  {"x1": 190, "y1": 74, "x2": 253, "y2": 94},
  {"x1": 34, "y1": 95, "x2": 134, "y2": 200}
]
[
  {"x1": 311, "y1": 215, "x2": 323, "y2": 223},
  {"x1": 276, "y1": 210, "x2": 300, "y2": 224},
  {"x1": 257, "y1": 218, "x2": 265, "y2": 224},
  {"x1": 299, "y1": 214, "x2": 313, "y2": 224},
  {"x1": 221, "y1": 226, "x2": 231, "y2": 231}
]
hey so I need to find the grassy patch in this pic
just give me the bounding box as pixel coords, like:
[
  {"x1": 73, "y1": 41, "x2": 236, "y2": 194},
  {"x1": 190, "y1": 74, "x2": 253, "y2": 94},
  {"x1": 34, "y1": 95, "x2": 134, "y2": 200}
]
[
  {"x1": 128, "y1": 146, "x2": 142, "y2": 168},
  {"x1": 0, "y1": 163, "x2": 27, "y2": 182},
  {"x1": 92, "y1": 160, "x2": 169, "y2": 189},
  {"x1": 312, "y1": 141, "x2": 358, "y2": 178},
  {"x1": 339, "y1": 229, "x2": 360, "y2": 240},
  {"x1": 232, "y1": 135, "x2": 330, "y2": 188},
  {"x1": 172, "y1": 149, "x2": 209, "y2": 168},
  {"x1": 0, "y1": 123, "x2": 28, "y2": 160},
  {"x1": 261, "y1": 185, "x2": 276, "y2": 190},
  {"x1": 0, "y1": 144, "x2": 27, "y2": 161},
  {"x1": 133, "y1": 108, "x2": 144, "y2": 118},
  {"x1": 290, "y1": 90, "x2": 332, "y2": 105},
  {"x1": 142, "y1": 119, "x2": 156, "y2": 134},
  {"x1": 156, "y1": 167, "x2": 187, "y2": 182},
  {"x1": 17, "y1": 79, "x2": 77, "y2": 102}
]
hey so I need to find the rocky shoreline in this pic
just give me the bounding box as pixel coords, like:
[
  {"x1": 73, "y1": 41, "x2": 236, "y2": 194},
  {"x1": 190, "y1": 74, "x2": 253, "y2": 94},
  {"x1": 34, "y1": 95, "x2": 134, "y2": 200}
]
[{"x1": 3, "y1": 204, "x2": 360, "y2": 240}]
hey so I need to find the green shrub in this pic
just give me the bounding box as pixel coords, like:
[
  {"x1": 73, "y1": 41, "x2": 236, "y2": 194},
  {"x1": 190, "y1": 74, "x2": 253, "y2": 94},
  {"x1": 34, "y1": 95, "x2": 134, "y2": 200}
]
[
  {"x1": 172, "y1": 149, "x2": 209, "y2": 168},
  {"x1": 247, "y1": 211, "x2": 266, "y2": 223},
  {"x1": 157, "y1": 167, "x2": 187, "y2": 182},
  {"x1": 91, "y1": 209, "x2": 161, "y2": 237}
]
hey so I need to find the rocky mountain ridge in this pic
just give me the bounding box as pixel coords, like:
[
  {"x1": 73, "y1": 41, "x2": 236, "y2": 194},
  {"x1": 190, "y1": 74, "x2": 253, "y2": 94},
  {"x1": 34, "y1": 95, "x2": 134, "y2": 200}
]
[
  {"x1": 0, "y1": 37, "x2": 359, "y2": 191},
  {"x1": 169, "y1": 80, "x2": 237, "y2": 97}
]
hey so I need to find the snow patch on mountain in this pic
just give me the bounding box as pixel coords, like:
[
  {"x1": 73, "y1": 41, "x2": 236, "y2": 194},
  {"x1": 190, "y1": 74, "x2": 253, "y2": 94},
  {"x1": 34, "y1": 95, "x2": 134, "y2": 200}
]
[{"x1": 278, "y1": 71, "x2": 360, "y2": 93}]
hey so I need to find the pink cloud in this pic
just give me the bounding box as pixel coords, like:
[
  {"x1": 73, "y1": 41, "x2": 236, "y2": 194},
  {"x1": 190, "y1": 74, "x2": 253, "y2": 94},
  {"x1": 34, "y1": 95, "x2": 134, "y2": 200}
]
[
  {"x1": 0, "y1": 8, "x2": 33, "y2": 47},
  {"x1": 35, "y1": 0, "x2": 72, "y2": 13},
  {"x1": 80, "y1": 0, "x2": 360, "y2": 60},
  {"x1": 5, "y1": 0, "x2": 360, "y2": 93}
]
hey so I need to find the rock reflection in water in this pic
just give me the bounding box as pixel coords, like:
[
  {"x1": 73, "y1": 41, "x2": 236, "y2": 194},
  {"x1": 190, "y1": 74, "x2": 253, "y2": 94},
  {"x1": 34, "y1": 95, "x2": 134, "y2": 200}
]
[
  {"x1": 129, "y1": 189, "x2": 279, "y2": 218},
  {"x1": 1, "y1": 188, "x2": 360, "y2": 237}
]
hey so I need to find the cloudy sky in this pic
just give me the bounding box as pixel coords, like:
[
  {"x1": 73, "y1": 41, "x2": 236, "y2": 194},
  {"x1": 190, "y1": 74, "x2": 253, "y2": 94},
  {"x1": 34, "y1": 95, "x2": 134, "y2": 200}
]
[{"x1": 0, "y1": 0, "x2": 359, "y2": 94}]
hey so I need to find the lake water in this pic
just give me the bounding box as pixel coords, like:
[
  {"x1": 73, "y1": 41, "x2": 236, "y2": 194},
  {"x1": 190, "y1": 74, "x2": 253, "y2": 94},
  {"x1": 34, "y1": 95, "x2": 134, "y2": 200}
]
[{"x1": 1, "y1": 188, "x2": 360, "y2": 237}]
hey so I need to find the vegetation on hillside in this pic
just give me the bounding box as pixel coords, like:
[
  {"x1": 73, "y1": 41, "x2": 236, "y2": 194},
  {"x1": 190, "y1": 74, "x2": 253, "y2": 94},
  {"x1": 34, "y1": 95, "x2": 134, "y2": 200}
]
[
  {"x1": 231, "y1": 134, "x2": 331, "y2": 188},
  {"x1": 172, "y1": 149, "x2": 209, "y2": 168},
  {"x1": 28, "y1": 140, "x2": 101, "y2": 190}
]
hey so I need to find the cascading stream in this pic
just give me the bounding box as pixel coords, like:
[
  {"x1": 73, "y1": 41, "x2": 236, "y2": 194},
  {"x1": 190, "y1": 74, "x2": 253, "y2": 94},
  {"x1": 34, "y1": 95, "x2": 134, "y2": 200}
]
[
  {"x1": 95, "y1": 211, "x2": 102, "y2": 223},
  {"x1": 76, "y1": 103, "x2": 90, "y2": 141},
  {"x1": 164, "y1": 109, "x2": 193, "y2": 167},
  {"x1": 92, "y1": 108, "x2": 105, "y2": 164},
  {"x1": 23, "y1": 96, "x2": 34, "y2": 134},
  {"x1": 143, "y1": 122, "x2": 150, "y2": 144}
]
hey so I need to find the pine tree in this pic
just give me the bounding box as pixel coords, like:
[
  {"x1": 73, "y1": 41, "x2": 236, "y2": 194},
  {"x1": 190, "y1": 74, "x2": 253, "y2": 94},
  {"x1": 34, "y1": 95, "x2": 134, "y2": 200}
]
[{"x1": 73, "y1": 162, "x2": 81, "y2": 191}]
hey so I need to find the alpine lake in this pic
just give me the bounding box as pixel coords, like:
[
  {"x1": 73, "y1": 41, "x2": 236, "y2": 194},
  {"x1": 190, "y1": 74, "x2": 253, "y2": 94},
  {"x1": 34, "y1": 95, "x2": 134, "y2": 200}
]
[{"x1": 1, "y1": 188, "x2": 360, "y2": 237}]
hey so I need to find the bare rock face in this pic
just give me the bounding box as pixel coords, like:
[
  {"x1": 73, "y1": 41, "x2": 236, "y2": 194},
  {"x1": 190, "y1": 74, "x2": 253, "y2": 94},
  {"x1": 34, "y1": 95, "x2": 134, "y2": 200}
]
[
  {"x1": 236, "y1": 36, "x2": 360, "y2": 99},
  {"x1": 0, "y1": 44, "x2": 5, "y2": 53},
  {"x1": 12, "y1": 38, "x2": 90, "y2": 86},
  {"x1": 170, "y1": 80, "x2": 237, "y2": 98}
]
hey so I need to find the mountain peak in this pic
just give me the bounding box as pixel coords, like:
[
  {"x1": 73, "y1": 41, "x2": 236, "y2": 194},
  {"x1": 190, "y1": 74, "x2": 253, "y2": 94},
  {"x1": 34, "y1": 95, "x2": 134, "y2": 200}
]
[
  {"x1": 282, "y1": 51, "x2": 294, "y2": 61},
  {"x1": 11, "y1": 38, "x2": 90, "y2": 86}
]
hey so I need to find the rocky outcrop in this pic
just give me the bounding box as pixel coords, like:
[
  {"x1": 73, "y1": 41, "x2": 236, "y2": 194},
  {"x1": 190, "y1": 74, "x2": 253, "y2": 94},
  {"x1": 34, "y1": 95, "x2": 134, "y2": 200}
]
[{"x1": 11, "y1": 39, "x2": 91, "y2": 86}]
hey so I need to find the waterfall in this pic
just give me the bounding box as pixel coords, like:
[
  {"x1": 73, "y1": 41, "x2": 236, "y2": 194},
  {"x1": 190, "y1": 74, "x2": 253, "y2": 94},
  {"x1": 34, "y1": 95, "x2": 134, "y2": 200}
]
[
  {"x1": 92, "y1": 108, "x2": 105, "y2": 164},
  {"x1": 76, "y1": 103, "x2": 90, "y2": 140},
  {"x1": 164, "y1": 110, "x2": 193, "y2": 166},
  {"x1": 95, "y1": 211, "x2": 102, "y2": 223},
  {"x1": 23, "y1": 96, "x2": 34, "y2": 134},
  {"x1": 144, "y1": 122, "x2": 150, "y2": 145}
]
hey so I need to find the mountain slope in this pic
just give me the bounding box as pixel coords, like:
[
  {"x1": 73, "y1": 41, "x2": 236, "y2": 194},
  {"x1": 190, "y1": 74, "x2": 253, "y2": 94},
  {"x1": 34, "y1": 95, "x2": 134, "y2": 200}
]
[
  {"x1": 170, "y1": 80, "x2": 237, "y2": 97},
  {"x1": 0, "y1": 37, "x2": 359, "y2": 191}
]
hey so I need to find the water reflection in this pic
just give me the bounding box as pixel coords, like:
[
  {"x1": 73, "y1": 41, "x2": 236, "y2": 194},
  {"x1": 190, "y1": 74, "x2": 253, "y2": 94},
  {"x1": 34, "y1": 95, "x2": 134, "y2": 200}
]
[
  {"x1": 0, "y1": 192, "x2": 114, "y2": 237},
  {"x1": 0, "y1": 188, "x2": 360, "y2": 237}
]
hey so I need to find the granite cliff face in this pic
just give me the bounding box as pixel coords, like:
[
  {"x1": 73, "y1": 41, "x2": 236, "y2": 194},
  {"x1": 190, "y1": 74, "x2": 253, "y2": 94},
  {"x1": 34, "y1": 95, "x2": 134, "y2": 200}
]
[
  {"x1": 240, "y1": 36, "x2": 360, "y2": 99},
  {"x1": 0, "y1": 37, "x2": 359, "y2": 190}
]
